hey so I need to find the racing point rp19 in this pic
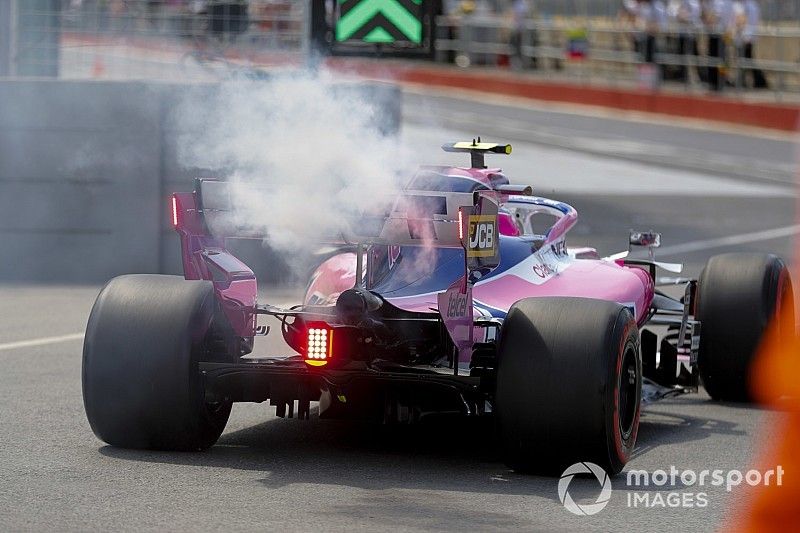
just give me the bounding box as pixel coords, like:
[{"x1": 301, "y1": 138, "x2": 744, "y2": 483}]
[{"x1": 82, "y1": 140, "x2": 795, "y2": 475}]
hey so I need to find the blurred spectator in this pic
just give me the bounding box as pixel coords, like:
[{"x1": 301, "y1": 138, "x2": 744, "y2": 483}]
[
  {"x1": 619, "y1": 1, "x2": 639, "y2": 33},
  {"x1": 632, "y1": 0, "x2": 667, "y2": 65},
  {"x1": 452, "y1": 0, "x2": 493, "y2": 67},
  {"x1": 702, "y1": 0, "x2": 734, "y2": 91},
  {"x1": 734, "y1": 0, "x2": 768, "y2": 88},
  {"x1": 627, "y1": 0, "x2": 667, "y2": 87},
  {"x1": 442, "y1": 0, "x2": 464, "y2": 17},
  {"x1": 668, "y1": 0, "x2": 703, "y2": 83},
  {"x1": 145, "y1": 0, "x2": 164, "y2": 30},
  {"x1": 509, "y1": 0, "x2": 536, "y2": 69}
]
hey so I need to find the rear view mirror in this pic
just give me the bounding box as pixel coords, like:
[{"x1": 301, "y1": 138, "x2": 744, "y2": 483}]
[
  {"x1": 629, "y1": 230, "x2": 662, "y2": 260},
  {"x1": 630, "y1": 231, "x2": 661, "y2": 249}
]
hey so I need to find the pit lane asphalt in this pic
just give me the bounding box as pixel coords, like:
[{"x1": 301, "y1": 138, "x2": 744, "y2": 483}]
[
  {"x1": 1, "y1": 94, "x2": 797, "y2": 532},
  {"x1": 403, "y1": 88, "x2": 798, "y2": 186}
]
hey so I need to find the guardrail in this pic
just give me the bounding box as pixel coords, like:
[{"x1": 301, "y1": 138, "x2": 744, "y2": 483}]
[{"x1": 434, "y1": 15, "x2": 800, "y2": 100}]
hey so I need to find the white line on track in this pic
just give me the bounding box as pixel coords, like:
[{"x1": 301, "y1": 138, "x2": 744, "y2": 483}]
[
  {"x1": 0, "y1": 333, "x2": 85, "y2": 352},
  {"x1": 657, "y1": 223, "x2": 800, "y2": 256}
]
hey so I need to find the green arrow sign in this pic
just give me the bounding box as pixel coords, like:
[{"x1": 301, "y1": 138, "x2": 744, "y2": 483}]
[{"x1": 336, "y1": 0, "x2": 423, "y2": 44}]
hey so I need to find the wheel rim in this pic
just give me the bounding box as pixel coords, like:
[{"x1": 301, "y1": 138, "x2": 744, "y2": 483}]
[{"x1": 618, "y1": 343, "x2": 639, "y2": 440}]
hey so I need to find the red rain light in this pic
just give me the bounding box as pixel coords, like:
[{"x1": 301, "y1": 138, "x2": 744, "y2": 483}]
[
  {"x1": 304, "y1": 326, "x2": 333, "y2": 367},
  {"x1": 171, "y1": 195, "x2": 179, "y2": 227}
]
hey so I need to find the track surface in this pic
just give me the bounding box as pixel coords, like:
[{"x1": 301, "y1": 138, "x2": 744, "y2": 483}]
[{"x1": 1, "y1": 91, "x2": 797, "y2": 531}]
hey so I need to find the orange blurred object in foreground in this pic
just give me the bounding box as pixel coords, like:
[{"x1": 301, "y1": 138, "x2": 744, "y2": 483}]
[{"x1": 736, "y1": 232, "x2": 800, "y2": 530}]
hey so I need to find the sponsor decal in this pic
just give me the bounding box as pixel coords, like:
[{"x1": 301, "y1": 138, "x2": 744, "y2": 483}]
[
  {"x1": 444, "y1": 287, "x2": 469, "y2": 319},
  {"x1": 550, "y1": 240, "x2": 567, "y2": 257},
  {"x1": 531, "y1": 246, "x2": 563, "y2": 279},
  {"x1": 467, "y1": 215, "x2": 497, "y2": 258},
  {"x1": 437, "y1": 277, "x2": 474, "y2": 362},
  {"x1": 532, "y1": 262, "x2": 556, "y2": 279},
  {"x1": 487, "y1": 244, "x2": 572, "y2": 286}
]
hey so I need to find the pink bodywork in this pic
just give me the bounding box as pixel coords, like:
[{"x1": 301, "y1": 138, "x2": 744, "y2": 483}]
[
  {"x1": 384, "y1": 258, "x2": 654, "y2": 324},
  {"x1": 305, "y1": 246, "x2": 654, "y2": 326},
  {"x1": 173, "y1": 167, "x2": 655, "y2": 340},
  {"x1": 173, "y1": 192, "x2": 257, "y2": 337},
  {"x1": 303, "y1": 165, "x2": 655, "y2": 327}
]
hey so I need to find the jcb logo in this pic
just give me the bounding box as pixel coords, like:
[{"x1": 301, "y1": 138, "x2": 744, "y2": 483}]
[{"x1": 467, "y1": 215, "x2": 497, "y2": 258}]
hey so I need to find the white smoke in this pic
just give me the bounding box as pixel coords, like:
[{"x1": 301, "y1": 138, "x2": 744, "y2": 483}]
[{"x1": 175, "y1": 69, "x2": 412, "y2": 257}]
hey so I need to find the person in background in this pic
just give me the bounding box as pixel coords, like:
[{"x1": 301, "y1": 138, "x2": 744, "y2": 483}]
[
  {"x1": 439, "y1": 0, "x2": 490, "y2": 65},
  {"x1": 509, "y1": 0, "x2": 533, "y2": 69},
  {"x1": 702, "y1": 0, "x2": 734, "y2": 91},
  {"x1": 632, "y1": 0, "x2": 667, "y2": 84},
  {"x1": 668, "y1": 0, "x2": 703, "y2": 83},
  {"x1": 145, "y1": 0, "x2": 164, "y2": 31},
  {"x1": 735, "y1": 0, "x2": 769, "y2": 88},
  {"x1": 620, "y1": 0, "x2": 639, "y2": 52}
]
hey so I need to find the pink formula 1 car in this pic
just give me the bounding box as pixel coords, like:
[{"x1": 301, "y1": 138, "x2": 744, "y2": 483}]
[{"x1": 82, "y1": 141, "x2": 794, "y2": 474}]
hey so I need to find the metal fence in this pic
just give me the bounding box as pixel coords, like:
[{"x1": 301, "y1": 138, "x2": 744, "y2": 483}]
[
  {"x1": 1, "y1": 1, "x2": 799, "y2": 99},
  {"x1": 434, "y1": 13, "x2": 800, "y2": 99},
  {"x1": 479, "y1": 0, "x2": 800, "y2": 22},
  {"x1": 1, "y1": 0, "x2": 308, "y2": 81}
]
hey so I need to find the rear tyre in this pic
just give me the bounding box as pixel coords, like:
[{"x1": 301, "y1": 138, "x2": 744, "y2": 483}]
[
  {"x1": 82, "y1": 275, "x2": 232, "y2": 451},
  {"x1": 697, "y1": 253, "x2": 794, "y2": 402},
  {"x1": 495, "y1": 297, "x2": 641, "y2": 475}
]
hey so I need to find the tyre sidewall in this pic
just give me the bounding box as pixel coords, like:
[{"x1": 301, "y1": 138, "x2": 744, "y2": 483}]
[
  {"x1": 697, "y1": 253, "x2": 790, "y2": 401},
  {"x1": 82, "y1": 275, "x2": 231, "y2": 450},
  {"x1": 495, "y1": 297, "x2": 641, "y2": 474}
]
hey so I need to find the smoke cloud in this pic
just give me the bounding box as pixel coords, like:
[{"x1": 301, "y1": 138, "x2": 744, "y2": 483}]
[{"x1": 175, "y1": 69, "x2": 411, "y2": 260}]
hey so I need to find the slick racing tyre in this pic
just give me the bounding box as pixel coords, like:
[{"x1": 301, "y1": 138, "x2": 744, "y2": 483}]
[
  {"x1": 83, "y1": 275, "x2": 232, "y2": 450},
  {"x1": 697, "y1": 253, "x2": 794, "y2": 402},
  {"x1": 495, "y1": 297, "x2": 641, "y2": 475}
]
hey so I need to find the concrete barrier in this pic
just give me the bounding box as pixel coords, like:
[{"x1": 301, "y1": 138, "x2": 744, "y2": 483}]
[
  {"x1": 0, "y1": 80, "x2": 162, "y2": 282},
  {"x1": 0, "y1": 79, "x2": 400, "y2": 283}
]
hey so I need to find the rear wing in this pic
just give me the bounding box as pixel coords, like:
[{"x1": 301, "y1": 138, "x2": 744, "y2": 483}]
[{"x1": 192, "y1": 178, "x2": 527, "y2": 248}]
